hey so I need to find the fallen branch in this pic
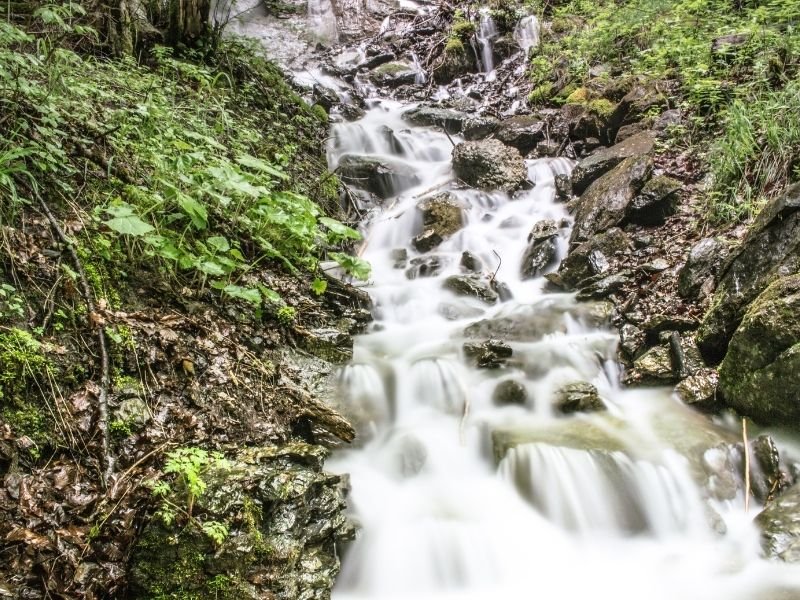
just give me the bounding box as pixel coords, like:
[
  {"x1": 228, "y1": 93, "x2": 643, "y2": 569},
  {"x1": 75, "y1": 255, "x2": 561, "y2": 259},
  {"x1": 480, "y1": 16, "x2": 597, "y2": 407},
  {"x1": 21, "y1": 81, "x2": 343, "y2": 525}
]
[{"x1": 37, "y1": 195, "x2": 114, "y2": 487}]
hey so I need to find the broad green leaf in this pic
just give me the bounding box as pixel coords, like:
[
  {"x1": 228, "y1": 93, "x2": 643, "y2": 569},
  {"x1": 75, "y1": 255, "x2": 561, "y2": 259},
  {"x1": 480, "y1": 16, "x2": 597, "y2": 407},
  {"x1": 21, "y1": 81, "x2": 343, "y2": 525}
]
[
  {"x1": 236, "y1": 154, "x2": 289, "y2": 179},
  {"x1": 196, "y1": 260, "x2": 226, "y2": 276},
  {"x1": 258, "y1": 284, "x2": 282, "y2": 304},
  {"x1": 105, "y1": 214, "x2": 154, "y2": 236},
  {"x1": 207, "y1": 236, "x2": 230, "y2": 252},
  {"x1": 319, "y1": 216, "x2": 362, "y2": 240},
  {"x1": 311, "y1": 277, "x2": 327, "y2": 296},
  {"x1": 220, "y1": 284, "x2": 262, "y2": 305},
  {"x1": 330, "y1": 252, "x2": 371, "y2": 281},
  {"x1": 177, "y1": 194, "x2": 208, "y2": 230}
]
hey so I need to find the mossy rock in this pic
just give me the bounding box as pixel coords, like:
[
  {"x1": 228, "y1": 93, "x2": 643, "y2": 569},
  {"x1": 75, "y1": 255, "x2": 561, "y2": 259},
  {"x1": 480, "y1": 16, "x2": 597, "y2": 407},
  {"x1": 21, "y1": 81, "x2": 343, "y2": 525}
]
[{"x1": 718, "y1": 274, "x2": 800, "y2": 429}]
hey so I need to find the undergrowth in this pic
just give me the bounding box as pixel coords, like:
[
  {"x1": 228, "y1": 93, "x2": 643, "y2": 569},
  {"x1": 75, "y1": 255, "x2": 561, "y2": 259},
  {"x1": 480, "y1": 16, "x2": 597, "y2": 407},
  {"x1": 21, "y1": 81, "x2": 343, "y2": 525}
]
[{"x1": 525, "y1": 0, "x2": 800, "y2": 223}]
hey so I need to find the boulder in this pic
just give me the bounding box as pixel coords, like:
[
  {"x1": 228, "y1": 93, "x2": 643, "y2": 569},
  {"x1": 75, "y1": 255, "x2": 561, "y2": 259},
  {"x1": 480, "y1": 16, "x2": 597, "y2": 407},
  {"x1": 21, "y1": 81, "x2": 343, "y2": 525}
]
[
  {"x1": 406, "y1": 256, "x2": 448, "y2": 279},
  {"x1": 492, "y1": 420, "x2": 628, "y2": 463},
  {"x1": 368, "y1": 61, "x2": 419, "y2": 87},
  {"x1": 570, "y1": 131, "x2": 656, "y2": 195},
  {"x1": 756, "y1": 484, "x2": 800, "y2": 562},
  {"x1": 521, "y1": 219, "x2": 559, "y2": 279},
  {"x1": 554, "y1": 382, "x2": 605, "y2": 414},
  {"x1": 697, "y1": 183, "x2": 800, "y2": 362},
  {"x1": 443, "y1": 275, "x2": 499, "y2": 304},
  {"x1": 554, "y1": 174, "x2": 572, "y2": 202},
  {"x1": 337, "y1": 154, "x2": 420, "y2": 199},
  {"x1": 675, "y1": 369, "x2": 721, "y2": 412},
  {"x1": 463, "y1": 299, "x2": 613, "y2": 341},
  {"x1": 626, "y1": 175, "x2": 681, "y2": 226},
  {"x1": 418, "y1": 193, "x2": 464, "y2": 238},
  {"x1": 492, "y1": 379, "x2": 529, "y2": 406},
  {"x1": 432, "y1": 39, "x2": 475, "y2": 84},
  {"x1": 609, "y1": 85, "x2": 666, "y2": 135},
  {"x1": 623, "y1": 344, "x2": 676, "y2": 386},
  {"x1": 619, "y1": 323, "x2": 646, "y2": 360},
  {"x1": 718, "y1": 275, "x2": 800, "y2": 429},
  {"x1": 557, "y1": 228, "x2": 630, "y2": 289},
  {"x1": 570, "y1": 155, "x2": 653, "y2": 244},
  {"x1": 494, "y1": 114, "x2": 547, "y2": 155},
  {"x1": 452, "y1": 139, "x2": 527, "y2": 192},
  {"x1": 463, "y1": 339, "x2": 513, "y2": 369},
  {"x1": 460, "y1": 251, "x2": 484, "y2": 273},
  {"x1": 462, "y1": 116, "x2": 500, "y2": 140},
  {"x1": 677, "y1": 237, "x2": 732, "y2": 299},
  {"x1": 576, "y1": 270, "x2": 631, "y2": 300},
  {"x1": 402, "y1": 104, "x2": 471, "y2": 134}
]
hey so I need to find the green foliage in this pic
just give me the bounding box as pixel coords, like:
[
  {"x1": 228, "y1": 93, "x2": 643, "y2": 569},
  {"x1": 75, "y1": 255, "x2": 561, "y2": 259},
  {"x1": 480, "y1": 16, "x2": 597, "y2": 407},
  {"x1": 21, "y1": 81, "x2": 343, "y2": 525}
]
[
  {"x1": 0, "y1": 328, "x2": 48, "y2": 402},
  {"x1": 708, "y1": 79, "x2": 800, "y2": 222},
  {"x1": 200, "y1": 521, "x2": 229, "y2": 546},
  {"x1": 451, "y1": 11, "x2": 476, "y2": 39},
  {"x1": 276, "y1": 305, "x2": 297, "y2": 325},
  {"x1": 330, "y1": 252, "x2": 372, "y2": 281},
  {"x1": 0, "y1": 284, "x2": 26, "y2": 320},
  {"x1": 0, "y1": 16, "x2": 368, "y2": 304}
]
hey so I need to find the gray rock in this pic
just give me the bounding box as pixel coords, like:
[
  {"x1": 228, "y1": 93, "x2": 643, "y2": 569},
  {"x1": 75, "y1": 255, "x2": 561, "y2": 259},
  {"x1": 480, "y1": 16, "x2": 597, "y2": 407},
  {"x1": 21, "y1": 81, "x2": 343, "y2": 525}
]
[
  {"x1": 697, "y1": 183, "x2": 800, "y2": 363},
  {"x1": 619, "y1": 323, "x2": 646, "y2": 360},
  {"x1": 675, "y1": 369, "x2": 720, "y2": 412},
  {"x1": 368, "y1": 61, "x2": 419, "y2": 87},
  {"x1": 609, "y1": 86, "x2": 666, "y2": 134},
  {"x1": 463, "y1": 339, "x2": 513, "y2": 369},
  {"x1": 412, "y1": 229, "x2": 443, "y2": 252},
  {"x1": 554, "y1": 382, "x2": 606, "y2": 414},
  {"x1": 494, "y1": 114, "x2": 547, "y2": 155},
  {"x1": 654, "y1": 109, "x2": 682, "y2": 132},
  {"x1": 391, "y1": 248, "x2": 408, "y2": 269},
  {"x1": 570, "y1": 155, "x2": 653, "y2": 244},
  {"x1": 677, "y1": 237, "x2": 732, "y2": 299},
  {"x1": 460, "y1": 251, "x2": 483, "y2": 273},
  {"x1": 452, "y1": 139, "x2": 527, "y2": 192},
  {"x1": 557, "y1": 228, "x2": 630, "y2": 289},
  {"x1": 443, "y1": 275, "x2": 499, "y2": 304},
  {"x1": 417, "y1": 193, "x2": 464, "y2": 239},
  {"x1": 464, "y1": 300, "x2": 613, "y2": 341},
  {"x1": 462, "y1": 116, "x2": 500, "y2": 140},
  {"x1": 114, "y1": 396, "x2": 150, "y2": 428},
  {"x1": 757, "y1": 483, "x2": 800, "y2": 562},
  {"x1": 492, "y1": 379, "x2": 529, "y2": 406},
  {"x1": 576, "y1": 270, "x2": 631, "y2": 300},
  {"x1": 338, "y1": 154, "x2": 420, "y2": 199},
  {"x1": 521, "y1": 219, "x2": 559, "y2": 279},
  {"x1": 627, "y1": 175, "x2": 681, "y2": 226},
  {"x1": 718, "y1": 275, "x2": 800, "y2": 430},
  {"x1": 406, "y1": 256, "x2": 448, "y2": 279},
  {"x1": 555, "y1": 174, "x2": 572, "y2": 202},
  {"x1": 624, "y1": 344, "x2": 676, "y2": 385},
  {"x1": 571, "y1": 131, "x2": 656, "y2": 194},
  {"x1": 402, "y1": 104, "x2": 471, "y2": 134}
]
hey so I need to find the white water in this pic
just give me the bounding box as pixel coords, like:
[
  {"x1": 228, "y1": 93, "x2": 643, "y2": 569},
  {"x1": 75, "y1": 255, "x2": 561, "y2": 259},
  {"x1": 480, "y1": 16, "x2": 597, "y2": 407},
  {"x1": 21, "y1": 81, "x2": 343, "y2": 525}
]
[
  {"x1": 326, "y1": 97, "x2": 800, "y2": 599},
  {"x1": 476, "y1": 8, "x2": 498, "y2": 77},
  {"x1": 513, "y1": 15, "x2": 540, "y2": 55}
]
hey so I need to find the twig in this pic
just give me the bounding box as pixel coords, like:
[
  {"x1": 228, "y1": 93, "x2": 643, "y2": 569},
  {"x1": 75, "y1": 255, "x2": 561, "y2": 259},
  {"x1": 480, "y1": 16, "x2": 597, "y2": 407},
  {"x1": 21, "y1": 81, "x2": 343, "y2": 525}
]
[
  {"x1": 37, "y1": 195, "x2": 113, "y2": 487},
  {"x1": 743, "y1": 417, "x2": 751, "y2": 512},
  {"x1": 490, "y1": 249, "x2": 502, "y2": 283},
  {"x1": 440, "y1": 120, "x2": 456, "y2": 148}
]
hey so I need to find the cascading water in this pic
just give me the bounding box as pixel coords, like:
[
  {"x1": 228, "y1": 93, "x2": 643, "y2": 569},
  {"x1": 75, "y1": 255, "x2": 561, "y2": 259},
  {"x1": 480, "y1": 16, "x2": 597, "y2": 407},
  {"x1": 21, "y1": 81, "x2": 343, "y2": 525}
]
[
  {"x1": 513, "y1": 14, "x2": 540, "y2": 55},
  {"x1": 325, "y1": 97, "x2": 800, "y2": 599},
  {"x1": 476, "y1": 8, "x2": 499, "y2": 78}
]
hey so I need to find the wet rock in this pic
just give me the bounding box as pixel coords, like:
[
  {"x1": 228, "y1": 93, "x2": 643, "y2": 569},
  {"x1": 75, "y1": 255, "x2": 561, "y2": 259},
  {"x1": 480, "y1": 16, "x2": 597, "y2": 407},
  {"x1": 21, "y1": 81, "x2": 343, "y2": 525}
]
[
  {"x1": 492, "y1": 420, "x2": 627, "y2": 463},
  {"x1": 312, "y1": 84, "x2": 340, "y2": 111},
  {"x1": 576, "y1": 270, "x2": 631, "y2": 300},
  {"x1": 641, "y1": 314, "x2": 700, "y2": 340},
  {"x1": 521, "y1": 219, "x2": 559, "y2": 279},
  {"x1": 337, "y1": 154, "x2": 420, "y2": 199},
  {"x1": 418, "y1": 193, "x2": 464, "y2": 239},
  {"x1": 557, "y1": 228, "x2": 631, "y2": 289},
  {"x1": 385, "y1": 433, "x2": 427, "y2": 477},
  {"x1": 402, "y1": 104, "x2": 470, "y2": 134},
  {"x1": 677, "y1": 237, "x2": 732, "y2": 299},
  {"x1": 432, "y1": 40, "x2": 476, "y2": 83},
  {"x1": 491, "y1": 279, "x2": 514, "y2": 302},
  {"x1": 462, "y1": 115, "x2": 500, "y2": 140},
  {"x1": 494, "y1": 114, "x2": 547, "y2": 155},
  {"x1": 464, "y1": 299, "x2": 613, "y2": 341},
  {"x1": 571, "y1": 131, "x2": 656, "y2": 195},
  {"x1": 443, "y1": 275, "x2": 499, "y2": 304},
  {"x1": 697, "y1": 183, "x2": 800, "y2": 362},
  {"x1": 675, "y1": 369, "x2": 721, "y2": 412},
  {"x1": 554, "y1": 174, "x2": 572, "y2": 202},
  {"x1": 406, "y1": 255, "x2": 447, "y2": 279},
  {"x1": 412, "y1": 229, "x2": 443, "y2": 252},
  {"x1": 627, "y1": 175, "x2": 681, "y2": 226},
  {"x1": 460, "y1": 251, "x2": 483, "y2": 273},
  {"x1": 492, "y1": 379, "x2": 528, "y2": 406},
  {"x1": 718, "y1": 275, "x2": 800, "y2": 430},
  {"x1": 756, "y1": 483, "x2": 800, "y2": 562},
  {"x1": 570, "y1": 155, "x2": 653, "y2": 244},
  {"x1": 368, "y1": 61, "x2": 419, "y2": 87},
  {"x1": 463, "y1": 339, "x2": 512, "y2": 369},
  {"x1": 609, "y1": 86, "x2": 666, "y2": 135},
  {"x1": 537, "y1": 139, "x2": 562, "y2": 157},
  {"x1": 554, "y1": 382, "x2": 605, "y2": 414},
  {"x1": 437, "y1": 302, "x2": 485, "y2": 321},
  {"x1": 391, "y1": 248, "x2": 408, "y2": 269},
  {"x1": 452, "y1": 139, "x2": 527, "y2": 192},
  {"x1": 624, "y1": 344, "x2": 676, "y2": 385},
  {"x1": 619, "y1": 323, "x2": 646, "y2": 360},
  {"x1": 130, "y1": 443, "x2": 352, "y2": 600}
]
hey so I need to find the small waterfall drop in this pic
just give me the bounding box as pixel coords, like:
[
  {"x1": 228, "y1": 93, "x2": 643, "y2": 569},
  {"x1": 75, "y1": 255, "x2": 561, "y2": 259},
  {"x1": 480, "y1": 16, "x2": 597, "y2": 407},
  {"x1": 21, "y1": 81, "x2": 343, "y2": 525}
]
[
  {"x1": 307, "y1": 0, "x2": 338, "y2": 43},
  {"x1": 513, "y1": 15, "x2": 541, "y2": 54},
  {"x1": 476, "y1": 8, "x2": 499, "y2": 77}
]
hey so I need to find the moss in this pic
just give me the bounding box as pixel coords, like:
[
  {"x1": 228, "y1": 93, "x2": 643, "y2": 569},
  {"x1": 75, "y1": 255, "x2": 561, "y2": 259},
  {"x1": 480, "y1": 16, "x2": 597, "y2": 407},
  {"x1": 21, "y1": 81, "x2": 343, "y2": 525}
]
[
  {"x1": 528, "y1": 83, "x2": 555, "y2": 104},
  {"x1": 451, "y1": 18, "x2": 476, "y2": 39},
  {"x1": 565, "y1": 86, "x2": 589, "y2": 104},
  {"x1": 373, "y1": 62, "x2": 413, "y2": 76},
  {"x1": 0, "y1": 328, "x2": 48, "y2": 403},
  {"x1": 445, "y1": 37, "x2": 465, "y2": 56},
  {"x1": 588, "y1": 98, "x2": 616, "y2": 117}
]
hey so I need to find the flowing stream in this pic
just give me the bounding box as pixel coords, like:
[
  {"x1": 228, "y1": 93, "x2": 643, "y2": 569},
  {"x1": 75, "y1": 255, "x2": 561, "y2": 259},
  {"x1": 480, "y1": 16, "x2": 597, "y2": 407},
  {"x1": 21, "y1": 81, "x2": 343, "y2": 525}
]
[{"x1": 323, "y1": 102, "x2": 800, "y2": 599}]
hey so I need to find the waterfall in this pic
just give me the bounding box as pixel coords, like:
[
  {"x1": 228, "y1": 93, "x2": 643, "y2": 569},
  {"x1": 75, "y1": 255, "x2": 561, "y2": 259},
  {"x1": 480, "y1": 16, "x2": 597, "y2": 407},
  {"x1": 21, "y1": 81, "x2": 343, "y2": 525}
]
[
  {"x1": 513, "y1": 15, "x2": 541, "y2": 55},
  {"x1": 476, "y1": 8, "x2": 499, "y2": 77},
  {"x1": 308, "y1": 0, "x2": 338, "y2": 44}
]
